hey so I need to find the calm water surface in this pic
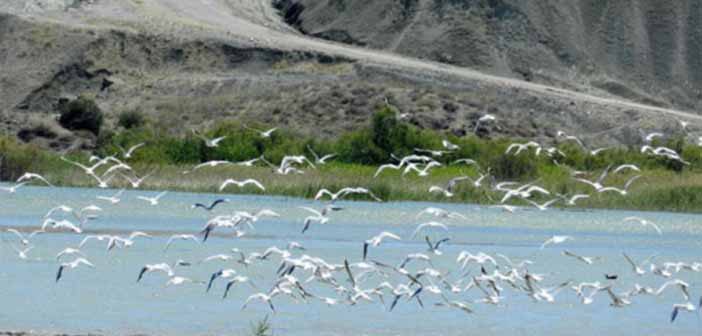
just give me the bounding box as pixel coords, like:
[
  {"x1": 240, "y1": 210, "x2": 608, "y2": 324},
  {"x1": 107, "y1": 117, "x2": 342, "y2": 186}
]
[{"x1": 1, "y1": 186, "x2": 701, "y2": 335}]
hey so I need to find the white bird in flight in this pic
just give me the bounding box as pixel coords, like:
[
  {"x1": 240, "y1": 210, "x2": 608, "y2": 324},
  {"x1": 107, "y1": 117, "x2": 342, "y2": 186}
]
[
  {"x1": 56, "y1": 247, "x2": 86, "y2": 261},
  {"x1": 314, "y1": 187, "x2": 382, "y2": 202},
  {"x1": 307, "y1": 145, "x2": 336, "y2": 165},
  {"x1": 597, "y1": 175, "x2": 641, "y2": 196},
  {"x1": 43, "y1": 219, "x2": 82, "y2": 234},
  {"x1": 96, "y1": 189, "x2": 125, "y2": 204},
  {"x1": 219, "y1": 179, "x2": 265, "y2": 192},
  {"x1": 193, "y1": 129, "x2": 227, "y2": 147},
  {"x1": 16, "y1": 172, "x2": 53, "y2": 187},
  {"x1": 574, "y1": 165, "x2": 611, "y2": 191},
  {"x1": 612, "y1": 164, "x2": 640, "y2": 174},
  {"x1": 644, "y1": 132, "x2": 664, "y2": 143},
  {"x1": 428, "y1": 185, "x2": 454, "y2": 198},
  {"x1": 235, "y1": 157, "x2": 263, "y2": 167},
  {"x1": 411, "y1": 221, "x2": 449, "y2": 239},
  {"x1": 6, "y1": 228, "x2": 43, "y2": 246},
  {"x1": 623, "y1": 216, "x2": 662, "y2": 235},
  {"x1": 222, "y1": 275, "x2": 256, "y2": 299},
  {"x1": 561, "y1": 250, "x2": 600, "y2": 265},
  {"x1": 185, "y1": 160, "x2": 232, "y2": 174},
  {"x1": 117, "y1": 143, "x2": 145, "y2": 159},
  {"x1": 44, "y1": 205, "x2": 73, "y2": 218},
  {"x1": 442, "y1": 140, "x2": 460, "y2": 151},
  {"x1": 164, "y1": 234, "x2": 200, "y2": 251},
  {"x1": 526, "y1": 198, "x2": 560, "y2": 211},
  {"x1": 622, "y1": 252, "x2": 655, "y2": 276},
  {"x1": 540, "y1": 235, "x2": 574, "y2": 249},
  {"x1": 561, "y1": 194, "x2": 589, "y2": 206},
  {"x1": 56, "y1": 257, "x2": 94, "y2": 282},
  {"x1": 299, "y1": 205, "x2": 341, "y2": 233},
  {"x1": 137, "y1": 191, "x2": 168, "y2": 206},
  {"x1": 474, "y1": 114, "x2": 496, "y2": 132},
  {"x1": 425, "y1": 236, "x2": 449, "y2": 255},
  {"x1": 166, "y1": 276, "x2": 202, "y2": 287},
  {"x1": 374, "y1": 163, "x2": 404, "y2": 178},
  {"x1": 363, "y1": 231, "x2": 401, "y2": 260},
  {"x1": 670, "y1": 302, "x2": 696, "y2": 322},
  {"x1": 416, "y1": 207, "x2": 466, "y2": 220},
  {"x1": 121, "y1": 170, "x2": 155, "y2": 188},
  {"x1": 403, "y1": 161, "x2": 441, "y2": 177},
  {"x1": 137, "y1": 260, "x2": 190, "y2": 282},
  {"x1": 60, "y1": 156, "x2": 108, "y2": 176},
  {"x1": 0, "y1": 182, "x2": 27, "y2": 193},
  {"x1": 452, "y1": 158, "x2": 479, "y2": 167},
  {"x1": 11, "y1": 245, "x2": 34, "y2": 260},
  {"x1": 242, "y1": 291, "x2": 278, "y2": 312},
  {"x1": 244, "y1": 125, "x2": 278, "y2": 138}
]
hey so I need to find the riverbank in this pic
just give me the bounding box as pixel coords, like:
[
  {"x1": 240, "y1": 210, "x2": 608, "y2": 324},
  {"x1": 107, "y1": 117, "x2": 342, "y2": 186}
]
[
  {"x1": 3, "y1": 108, "x2": 702, "y2": 213},
  {"x1": 12, "y1": 160, "x2": 702, "y2": 213}
]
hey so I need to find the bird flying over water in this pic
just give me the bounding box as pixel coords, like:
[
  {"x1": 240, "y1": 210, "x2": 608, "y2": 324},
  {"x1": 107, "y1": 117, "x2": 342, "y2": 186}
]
[
  {"x1": 192, "y1": 199, "x2": 229, "y2": 211},
  {"x1": 56, "y1": 258, "x2": 94, "y2": 283}
]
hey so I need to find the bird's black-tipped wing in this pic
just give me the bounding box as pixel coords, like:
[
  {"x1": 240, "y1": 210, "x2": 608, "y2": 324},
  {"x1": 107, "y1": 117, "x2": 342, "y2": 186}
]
[
  {"x1": 425, "y1": 236, "x2": 433, "y2": 250},
  {"x1": 671, "y1": 307, "x2": 679, "y2": 322},
  {"x1": 301, "y1": 218, "x2": 311, "y2": 234},
  {"x1": 193, "y1": 199, "x2": 227, "y2": 211},
  {"x1": 399, "y1": 257, "x2": 410, "y2": 269},
  {"x1": 435, "y1": 238, "x2": 450, "y2": 249},
  {"x1": 207, "y1": 271, "x2": 221, "y2": 292},
  {"x1": 56, "y1": 265, "x2": 64, "y2": 283},
  {"x1": 137, "y1": 266, "x2": 148, "y2": 282},
  {"x1": 362, "y1": 242, "x2": 369, "y2": 261},
  {"x1": 389, "y1": 295, "x2": 401, "y2": 311},
  {"x1": 209, "y1": 199, "x2": 228, "y2": 210},
  {"x1": 223, "y1": 281, "x2": 235, "y2": 299},
  {"x1": 344, "y1": 259, "x2": 356, "y2": 288},
  {"x1": 414, "y1": 294, "x2": 424, "y2": 308},
  {"x1": 410, "y1": 286, "x2": 423, "y2": 300},
  {"x1": 276, "y1": 261, "x2": 288, "y2": 276},
  {"x1": 201, "y1": 226, "x2": 212, "y2": 242},
  {"x1": 192, "y1": 203, "x2": 208, "y2": 210}
]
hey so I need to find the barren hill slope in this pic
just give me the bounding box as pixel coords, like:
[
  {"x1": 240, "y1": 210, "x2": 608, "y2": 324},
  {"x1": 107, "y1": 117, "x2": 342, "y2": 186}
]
[
  {"x1": 280, "y1": 0, "x2": 702, "y2": 111},
  {"x1": 0, "y1": 0, "x2": 699, "y2": 149}
]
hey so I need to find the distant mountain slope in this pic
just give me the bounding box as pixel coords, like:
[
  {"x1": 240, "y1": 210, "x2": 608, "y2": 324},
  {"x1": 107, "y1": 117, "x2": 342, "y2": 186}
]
[
  {"x1": 278, "y1": 0, "x2": 702, "y2": 110},
  {"x1": 0, "y1": 0, "x2": 699, "y2": 150}
]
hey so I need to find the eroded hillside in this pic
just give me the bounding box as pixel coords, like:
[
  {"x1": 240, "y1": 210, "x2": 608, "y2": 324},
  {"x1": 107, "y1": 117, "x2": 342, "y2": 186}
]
[
  {"x1": 0, "y1": 0, "x2": 699, "y2": 150},
  {"x1": 279, "y1": 0, "x2": 702, "y2": 110}
]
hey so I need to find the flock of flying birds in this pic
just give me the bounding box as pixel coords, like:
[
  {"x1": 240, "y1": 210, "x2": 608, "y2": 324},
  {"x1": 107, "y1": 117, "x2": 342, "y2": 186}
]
[{"x1": 2, "y1": 117, "x2": 702, "y2": 324}]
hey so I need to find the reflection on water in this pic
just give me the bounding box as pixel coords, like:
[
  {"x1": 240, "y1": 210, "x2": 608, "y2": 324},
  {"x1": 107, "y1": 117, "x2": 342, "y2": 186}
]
[{"x1": 0, "y1": 186, "x2": 701, "y2": 335}]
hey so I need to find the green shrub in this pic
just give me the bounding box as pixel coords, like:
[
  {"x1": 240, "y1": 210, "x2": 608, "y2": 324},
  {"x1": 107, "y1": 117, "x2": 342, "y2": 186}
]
[
  {"x1": 164, "y1": 137, "x2": 203, "y2": 164},
  {"x1": 370, "y1": 107, "x2": 436, "y2": 162},
  {"x1": 336, "y1": 129, "x2": 386, "y2": 164},
  {"x1": 490, "y1": 152, "x2": 538, "y2": 180},
  {"x1": 58, "y1": 96, "x2": 104, "y2": 135},
  {"x1": 0, "y1": 136, "x2": 55, "y2": 181},
  {"x1": 118, "y1": 109, "x2": 146, "y2": 129},
  {"x1": 96, "y1": 129, "x2": 115, "y2": 149}
]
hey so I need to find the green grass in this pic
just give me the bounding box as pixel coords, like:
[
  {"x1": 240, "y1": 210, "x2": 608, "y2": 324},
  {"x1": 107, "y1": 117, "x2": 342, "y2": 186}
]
[
  {"x1": 4, "y1": 108, "x2": 702, "y2": 212},
  {"x1": 249, "y1": 316, "x2": 272, "y2": 336},
  {"x1": 20, "y1": 156, "x2": 702, "y2": 213}
]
